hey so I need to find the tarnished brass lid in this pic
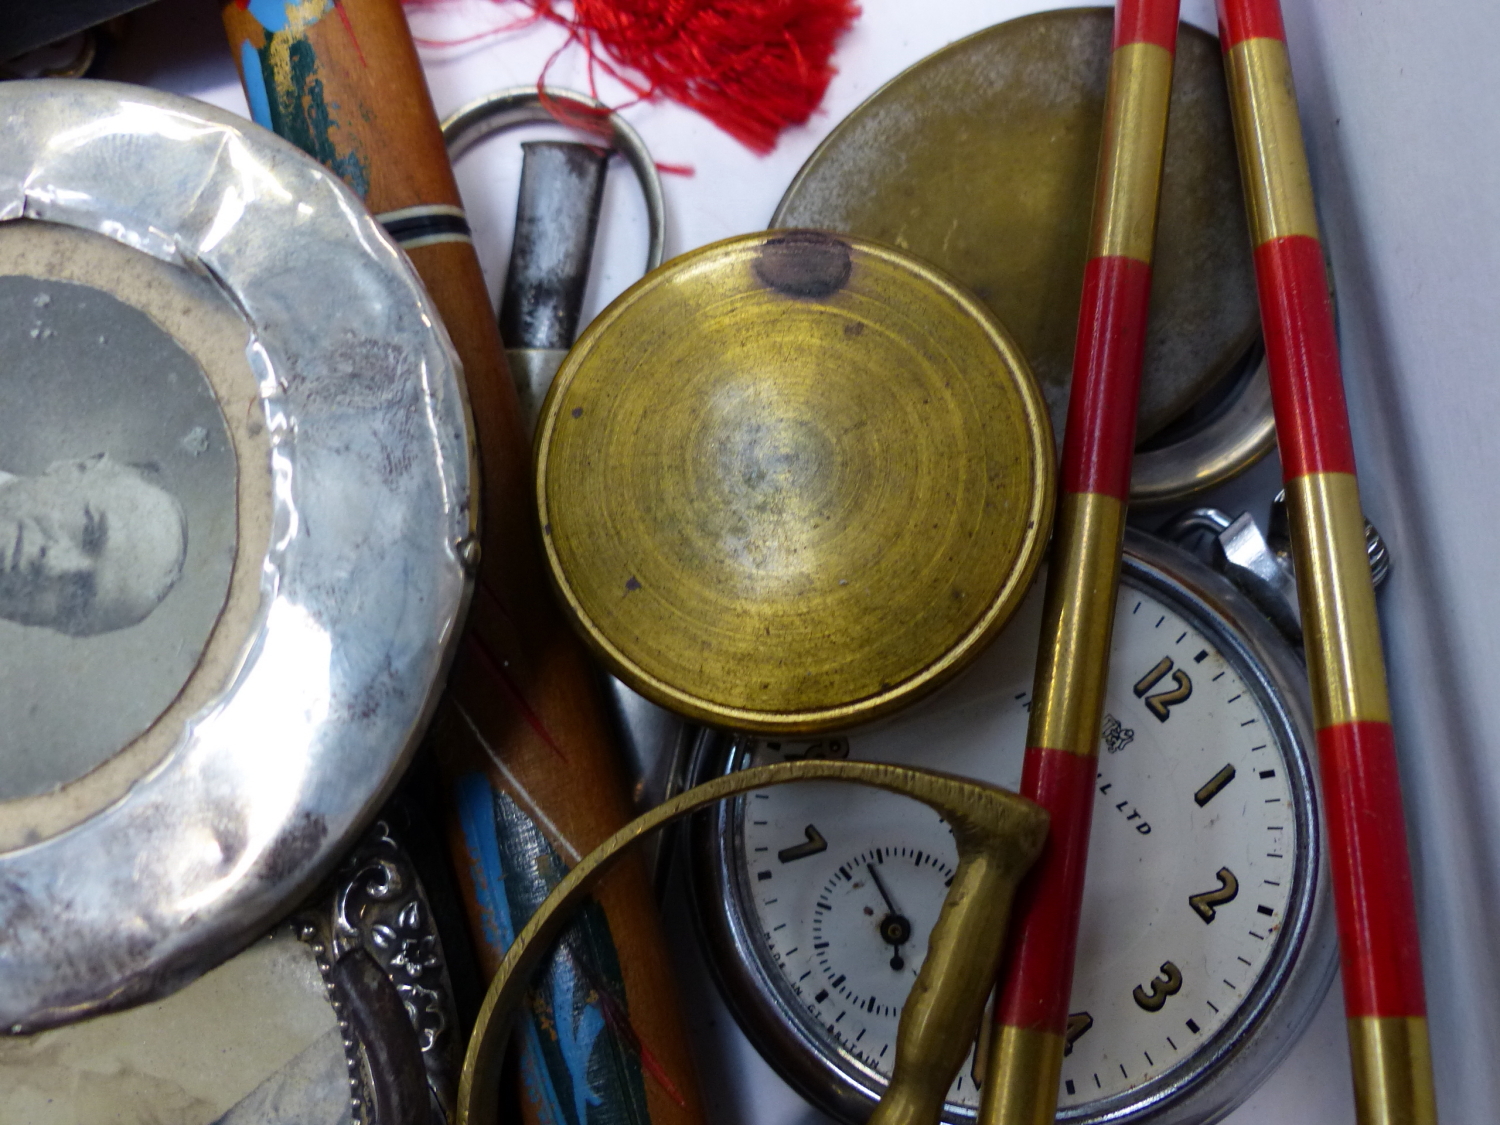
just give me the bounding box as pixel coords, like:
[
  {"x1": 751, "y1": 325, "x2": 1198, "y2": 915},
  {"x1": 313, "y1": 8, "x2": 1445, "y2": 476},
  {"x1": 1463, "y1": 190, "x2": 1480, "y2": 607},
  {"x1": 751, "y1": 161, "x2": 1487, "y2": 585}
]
[
  {"x1": 774, "y1": 8, "x2": 1259, "y2": 452},
  {"x1": 536, "y1": 231, "x2": 1054, "y2": 733}
]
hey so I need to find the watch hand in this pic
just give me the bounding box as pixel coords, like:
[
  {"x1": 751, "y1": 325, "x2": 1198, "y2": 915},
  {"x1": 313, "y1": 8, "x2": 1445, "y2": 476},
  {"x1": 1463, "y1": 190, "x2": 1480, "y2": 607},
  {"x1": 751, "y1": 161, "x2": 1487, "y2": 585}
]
[
  {"x1": 867, "y1": 861, "x2": 901, "y2": 916},
  {"x1": 867, "y1": 863, "x2": 912, "y2": 971}
]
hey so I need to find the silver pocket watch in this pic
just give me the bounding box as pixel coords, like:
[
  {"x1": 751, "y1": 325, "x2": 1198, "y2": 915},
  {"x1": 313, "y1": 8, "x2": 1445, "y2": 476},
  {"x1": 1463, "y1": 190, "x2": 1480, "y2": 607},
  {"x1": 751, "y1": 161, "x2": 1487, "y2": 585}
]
[{"x1": 689, "y1": 522, "x2": 1341, "y2": 1125}]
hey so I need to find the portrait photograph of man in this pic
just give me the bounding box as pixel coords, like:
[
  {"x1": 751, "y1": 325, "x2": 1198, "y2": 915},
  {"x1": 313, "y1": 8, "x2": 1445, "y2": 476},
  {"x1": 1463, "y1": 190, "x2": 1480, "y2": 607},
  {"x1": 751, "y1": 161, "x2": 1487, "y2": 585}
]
[
  {"x1": 0, "y1": 455, "x2": 187, "y2": 637},
  {"x1": 0, "y1": 274, "x2": 238, "y2": 801}
]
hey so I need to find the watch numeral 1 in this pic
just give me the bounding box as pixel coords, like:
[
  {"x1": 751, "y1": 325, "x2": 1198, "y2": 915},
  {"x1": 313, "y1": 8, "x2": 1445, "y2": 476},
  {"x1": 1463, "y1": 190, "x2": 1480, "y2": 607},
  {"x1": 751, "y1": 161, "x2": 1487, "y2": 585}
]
[
  {"x1": 1133, "y1": 961, "x2": 1183, "y2": 1012},
  {"x1": 1133, "y1": 657, "x2": 1172, "y2": 696},
  {"x1": 1188, "y1": 867, "x2": 1240, "y2": 923},
  {"x1": 1194, "y1": 764, "x2": 1236, "y2": 806},
  {"x1": 778, "y1": 824, "x2": 828, "y2": 863}
]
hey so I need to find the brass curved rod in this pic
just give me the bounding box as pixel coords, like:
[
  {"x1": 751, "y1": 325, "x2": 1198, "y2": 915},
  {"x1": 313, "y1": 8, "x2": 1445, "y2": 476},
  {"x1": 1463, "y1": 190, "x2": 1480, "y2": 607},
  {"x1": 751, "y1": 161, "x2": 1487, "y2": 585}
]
[{"x1": 456, "y1": 759, "x2": 1049, "y2": 1125}]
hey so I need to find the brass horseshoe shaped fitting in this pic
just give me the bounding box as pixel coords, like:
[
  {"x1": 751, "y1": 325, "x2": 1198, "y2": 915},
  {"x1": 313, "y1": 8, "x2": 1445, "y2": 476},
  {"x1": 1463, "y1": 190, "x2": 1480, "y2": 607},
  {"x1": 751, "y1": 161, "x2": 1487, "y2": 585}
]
[{"x1": 456, "y1": 760, "x2": 1049, "y2": 1125}]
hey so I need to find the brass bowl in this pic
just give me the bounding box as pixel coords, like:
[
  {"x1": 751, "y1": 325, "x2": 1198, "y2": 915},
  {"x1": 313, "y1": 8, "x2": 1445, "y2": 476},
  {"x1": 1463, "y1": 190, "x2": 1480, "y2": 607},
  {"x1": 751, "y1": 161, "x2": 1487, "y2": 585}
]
[
  {"x1": 774, "y1": 8, "x2": 1266, "y2": 499},
  {"x1": 536, "y1": 231, "x2": 1054, "y2": 733}
]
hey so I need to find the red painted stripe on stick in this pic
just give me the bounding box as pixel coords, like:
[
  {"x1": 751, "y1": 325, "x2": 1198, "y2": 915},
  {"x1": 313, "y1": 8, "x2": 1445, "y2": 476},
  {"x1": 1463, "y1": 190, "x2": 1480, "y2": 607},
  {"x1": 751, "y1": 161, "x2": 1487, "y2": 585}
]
[
  {"x1": 1217, "y1": 0, "x2": 1285, "y2": 47},
  {"x1": 996, "y1": 747, "x2": 1098, "y2": 1033},
  {"x1": 1114, "y1": 0, "x2": 1180, "y2": 51},
  {"x1": 1319, "y1": 721, "x2": 1428, "y2": 1018},
  {"x1": 1060, "y1": 255, "x2": 1154, "y2": 499},
  {"x1": 1254, "y1": 235, "x2": 1357, "y2": 478}
]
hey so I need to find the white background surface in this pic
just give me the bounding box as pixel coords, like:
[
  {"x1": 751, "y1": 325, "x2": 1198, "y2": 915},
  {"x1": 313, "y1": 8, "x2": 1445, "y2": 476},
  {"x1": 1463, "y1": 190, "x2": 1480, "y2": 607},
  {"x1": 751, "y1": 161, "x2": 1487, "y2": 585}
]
[{"x1": 111, "y1": 0, "x2": 1498, "y2": 1120}]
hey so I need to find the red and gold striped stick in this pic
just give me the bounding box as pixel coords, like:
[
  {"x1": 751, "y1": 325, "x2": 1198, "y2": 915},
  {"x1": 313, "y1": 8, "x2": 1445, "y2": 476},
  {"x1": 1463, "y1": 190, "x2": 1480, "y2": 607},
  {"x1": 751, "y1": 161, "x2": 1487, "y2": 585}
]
[
  {"x1": 978, "y1": 4, "x2": 1179, "y2": 1123},
  {"x1": 1217, "y1": 2, "x2": 1437, "y2": 1121}
]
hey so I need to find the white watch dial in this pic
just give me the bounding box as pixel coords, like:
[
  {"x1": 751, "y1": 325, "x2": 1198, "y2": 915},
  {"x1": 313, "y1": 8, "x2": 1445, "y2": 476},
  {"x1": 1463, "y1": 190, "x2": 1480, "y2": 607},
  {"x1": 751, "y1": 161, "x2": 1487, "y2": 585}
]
[{"x1": 736, "y1": 569, "x2": 1303, "y2": 1113}]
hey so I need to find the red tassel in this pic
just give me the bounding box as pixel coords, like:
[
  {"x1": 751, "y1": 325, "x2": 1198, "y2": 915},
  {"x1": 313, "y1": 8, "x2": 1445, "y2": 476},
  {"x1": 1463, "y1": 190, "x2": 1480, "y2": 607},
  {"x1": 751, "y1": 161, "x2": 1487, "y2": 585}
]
[{"x1": 406, "y1": 0, "x2": 861, "y2": 153}]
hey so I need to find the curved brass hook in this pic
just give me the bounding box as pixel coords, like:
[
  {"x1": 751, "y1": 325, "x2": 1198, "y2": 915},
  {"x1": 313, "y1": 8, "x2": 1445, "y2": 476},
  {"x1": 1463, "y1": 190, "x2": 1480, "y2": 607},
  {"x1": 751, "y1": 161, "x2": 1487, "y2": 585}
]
[{"x1": 456, "y1": 759, "x2": 1048, "y2": 1125}]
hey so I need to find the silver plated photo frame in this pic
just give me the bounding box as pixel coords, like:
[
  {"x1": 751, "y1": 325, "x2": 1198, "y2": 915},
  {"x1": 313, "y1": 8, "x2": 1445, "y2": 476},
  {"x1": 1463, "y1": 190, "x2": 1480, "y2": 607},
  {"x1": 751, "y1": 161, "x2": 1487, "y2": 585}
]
[
  {"x1": 0, "y1": 816, "x2": 466, "y2": 1125},
  {"x1": 0, "y1": 79, "x2": 473, "y2": 1030}
]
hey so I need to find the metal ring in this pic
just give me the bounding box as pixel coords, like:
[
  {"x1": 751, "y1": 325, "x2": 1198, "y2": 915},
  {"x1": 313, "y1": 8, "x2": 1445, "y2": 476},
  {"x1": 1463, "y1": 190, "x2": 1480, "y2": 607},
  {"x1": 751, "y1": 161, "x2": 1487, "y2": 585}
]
[
  {"x1": 1129, "y1": 357, "x2": 1278, "y2": 505},
  {"x1": 441, "y1": 86, "x2": 666, "y2": 275},
  {"x1": 1130, "y1": 240, "x2": 1339, "y2": 504}
]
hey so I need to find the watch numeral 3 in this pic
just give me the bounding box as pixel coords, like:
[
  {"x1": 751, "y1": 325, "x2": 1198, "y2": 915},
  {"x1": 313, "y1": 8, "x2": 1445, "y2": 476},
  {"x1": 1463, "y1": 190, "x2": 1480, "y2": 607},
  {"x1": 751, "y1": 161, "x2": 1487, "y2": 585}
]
[{"x1": 1133, "y1": 961, "x2": 1184, "y2": 1012}]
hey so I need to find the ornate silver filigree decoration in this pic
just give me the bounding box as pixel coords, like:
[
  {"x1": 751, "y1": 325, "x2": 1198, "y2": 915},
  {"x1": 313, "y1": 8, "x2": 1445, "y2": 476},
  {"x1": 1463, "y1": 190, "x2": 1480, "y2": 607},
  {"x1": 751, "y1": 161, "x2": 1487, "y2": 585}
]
[{"x1": 299, "y1": 819, "x2": 461, "y2": 1124}]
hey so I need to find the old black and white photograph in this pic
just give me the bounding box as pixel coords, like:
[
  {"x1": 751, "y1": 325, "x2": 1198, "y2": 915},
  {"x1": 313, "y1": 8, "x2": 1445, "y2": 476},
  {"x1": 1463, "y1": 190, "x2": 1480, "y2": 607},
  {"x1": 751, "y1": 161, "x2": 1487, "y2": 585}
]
[{"x1": 0, "y1": 274, "x2": 237, "y2": 800}]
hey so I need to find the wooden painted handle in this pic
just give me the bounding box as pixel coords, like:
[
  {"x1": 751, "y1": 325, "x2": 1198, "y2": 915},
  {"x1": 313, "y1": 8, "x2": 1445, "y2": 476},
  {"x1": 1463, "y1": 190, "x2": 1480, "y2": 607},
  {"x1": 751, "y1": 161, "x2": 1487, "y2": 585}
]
[
  {"x1": 219, "y1": 5, "x2": 705, "y2": 1125},
  {"x1": 1217, "y1": 2, "x2": 1437, "y2": 1121},
  {"x1": 980, "y1": 4, "x2": 1180, "y2": 1123}
]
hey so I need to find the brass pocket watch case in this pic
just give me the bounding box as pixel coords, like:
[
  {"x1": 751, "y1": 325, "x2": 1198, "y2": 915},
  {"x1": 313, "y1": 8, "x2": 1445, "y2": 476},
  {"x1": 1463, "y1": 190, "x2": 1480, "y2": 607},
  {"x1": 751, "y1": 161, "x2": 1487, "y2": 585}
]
[
  {"x1": 535, "y1": 229, "x2": 1055, "y2": 734},
  {"x1": 774, "y1": 9, "x2": 1274, "y2": 504}
]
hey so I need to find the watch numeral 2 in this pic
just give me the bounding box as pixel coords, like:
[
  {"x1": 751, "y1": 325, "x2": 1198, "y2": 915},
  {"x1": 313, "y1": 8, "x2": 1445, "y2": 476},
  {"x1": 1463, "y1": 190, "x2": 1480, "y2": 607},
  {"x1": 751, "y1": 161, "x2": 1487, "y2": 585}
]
[
  {"x1": 1133, "y1": 961, "x2": 1183, "y2": 1012},
  {"x1": 1133, "y1": 657, "x2": 1193, "y2": 722},
  {"x1": 1188, "y1": 867, "x2": 1239, "y2": 923}
]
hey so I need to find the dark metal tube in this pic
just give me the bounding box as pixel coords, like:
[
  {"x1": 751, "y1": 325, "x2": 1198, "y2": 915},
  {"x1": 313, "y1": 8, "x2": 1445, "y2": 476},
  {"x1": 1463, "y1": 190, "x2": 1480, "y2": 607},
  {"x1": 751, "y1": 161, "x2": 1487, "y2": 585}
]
[{"x1": 498, "y1": 140, "x2": 609, "y2": 350}]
